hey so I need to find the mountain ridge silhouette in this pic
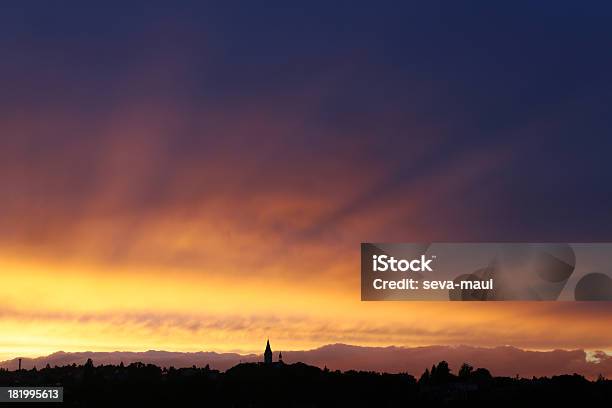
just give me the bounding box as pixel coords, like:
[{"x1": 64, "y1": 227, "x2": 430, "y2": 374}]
[{"x1": 3, "y1": 344, "x2": 610, "y2": 379}]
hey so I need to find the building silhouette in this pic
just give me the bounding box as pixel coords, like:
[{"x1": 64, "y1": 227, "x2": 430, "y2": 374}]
[{"x1": 264, "y1": 339, "x2": 273, "y2": 364}]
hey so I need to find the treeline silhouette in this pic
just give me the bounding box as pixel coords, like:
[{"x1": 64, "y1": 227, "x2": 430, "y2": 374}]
[{"x1": 0, "y1": 359, "x2": 610, "y2": 407}]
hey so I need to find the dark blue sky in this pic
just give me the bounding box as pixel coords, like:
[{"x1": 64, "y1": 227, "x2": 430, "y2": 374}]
[{"x1": 1, "y1": 1, "x2": 612, "y2": 243}]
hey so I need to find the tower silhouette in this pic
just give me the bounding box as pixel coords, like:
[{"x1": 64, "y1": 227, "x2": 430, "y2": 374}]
[{"x1": 264, "y1": 339, "x2": 272, "y2": 364}]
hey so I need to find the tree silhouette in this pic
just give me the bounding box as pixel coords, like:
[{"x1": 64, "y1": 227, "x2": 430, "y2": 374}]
[
  {"x1": 418, "y1": 368, "x2": 430, "y2": 384},
  {"x1": 459, "y1": 362, "x2": 474, "y2": 378},
  {"x1": 0, "y1": 359, "x2": 608, "y2": 406},
  {"x1": 84, "y1": 358, "x2": 94, "y2": 369},
  {"x1": 430, "y1": 360, "x2": 452, "y2": 384}
]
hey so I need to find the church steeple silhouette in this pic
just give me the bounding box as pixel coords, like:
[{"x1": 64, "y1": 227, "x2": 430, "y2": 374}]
[{"x1": 264, "y1": 339, "x2": 273, "y2": 364}]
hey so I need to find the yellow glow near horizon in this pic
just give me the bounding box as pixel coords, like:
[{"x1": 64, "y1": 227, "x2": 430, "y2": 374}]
[{"x1": 1, "y1": 253, "x2": 611, "y2": 362}]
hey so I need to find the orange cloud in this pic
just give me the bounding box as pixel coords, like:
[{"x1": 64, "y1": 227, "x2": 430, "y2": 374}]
[{"x1": 0, "y1": 86, "x2": 610, "y2": 364}]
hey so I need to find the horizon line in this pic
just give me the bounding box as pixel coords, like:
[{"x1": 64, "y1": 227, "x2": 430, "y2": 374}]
[{"x1": 4, "y1": 343, "x2": 610, "y2": 362}]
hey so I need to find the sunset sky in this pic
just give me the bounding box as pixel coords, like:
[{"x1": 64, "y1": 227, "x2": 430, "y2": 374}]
[{"x1": 1, "y1": 2, "x2": 612, "y2": 361}]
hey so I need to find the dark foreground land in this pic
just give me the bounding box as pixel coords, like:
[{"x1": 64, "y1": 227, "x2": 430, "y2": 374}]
[{"x1": 0, "y1": 359, "x2": 610, "y2": 407}]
